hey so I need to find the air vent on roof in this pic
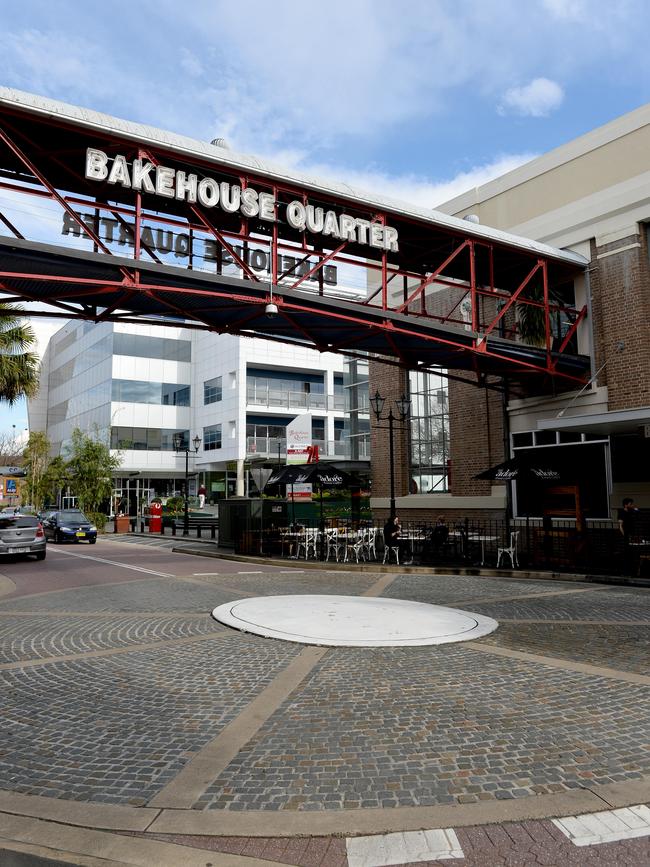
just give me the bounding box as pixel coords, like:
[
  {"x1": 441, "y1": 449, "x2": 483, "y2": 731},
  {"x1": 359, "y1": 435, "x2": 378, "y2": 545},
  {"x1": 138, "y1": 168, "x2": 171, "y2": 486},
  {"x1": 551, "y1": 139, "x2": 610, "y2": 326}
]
[
  {"x1": 210, "y1": 137, "x2": 230, "y2": 149},
  {"x1": 463, "y1": 214, "x2": 480, "y2": 224}
]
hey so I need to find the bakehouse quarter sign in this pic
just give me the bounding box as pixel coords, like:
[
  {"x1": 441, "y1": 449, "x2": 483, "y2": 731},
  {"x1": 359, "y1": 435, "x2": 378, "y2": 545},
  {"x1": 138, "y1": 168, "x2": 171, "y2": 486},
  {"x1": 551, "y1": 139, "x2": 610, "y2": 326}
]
[{"x1": 85, "y1": 148, "x2": 400, "y2": 253}]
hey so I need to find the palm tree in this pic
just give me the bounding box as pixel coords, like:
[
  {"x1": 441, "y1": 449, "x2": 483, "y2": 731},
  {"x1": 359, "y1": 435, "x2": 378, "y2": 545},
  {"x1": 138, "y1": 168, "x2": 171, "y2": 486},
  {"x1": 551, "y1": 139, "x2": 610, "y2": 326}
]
[{"x1": 0, "y1": 303, "x2": 39, "y2": 404}]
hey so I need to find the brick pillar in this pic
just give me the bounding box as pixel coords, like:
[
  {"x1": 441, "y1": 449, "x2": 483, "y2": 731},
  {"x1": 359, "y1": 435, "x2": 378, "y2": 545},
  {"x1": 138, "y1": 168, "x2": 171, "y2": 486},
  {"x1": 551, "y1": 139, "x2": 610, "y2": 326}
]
[
  {"x1": 368, "y1": 362, "x2": 410, "y2": 505},
  {"x1": 448, "y1": 374, "x2": 505, "y2": 496},
  {"x1": 590, "y1": 232, "x2": 650, "y2": 409}
]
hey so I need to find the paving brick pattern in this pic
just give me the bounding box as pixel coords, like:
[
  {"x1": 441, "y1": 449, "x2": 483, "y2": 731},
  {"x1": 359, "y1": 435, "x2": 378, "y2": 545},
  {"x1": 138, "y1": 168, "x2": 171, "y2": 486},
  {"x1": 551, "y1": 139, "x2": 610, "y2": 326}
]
[
  {"x1": 205, "y1": 571, "x2": 380, "y2": 598},
  {"x1": 195, "y1": 644, "x2": 650, "y2": 811},
  {"x1": 0, "y1": 638, "x2": 299, "y2": 804},
  {"x1": 383, "y1": 574, "x2": 589, "y2": 605},
  {"x1": 0, "y1": 613, "x2": 225, "y2": 663},
  {"x1": 470, "y1": 589, "x2": 650, "y2": 623},
  {"x1": 483, "y1": 622, "x2": 650, "y2": 674},
  {"x1": 133, "y1": 818, "x2": 650, "y2": 865},
  {"x1": 0, "y1": 577, "x2": 241, "y2": 613}
]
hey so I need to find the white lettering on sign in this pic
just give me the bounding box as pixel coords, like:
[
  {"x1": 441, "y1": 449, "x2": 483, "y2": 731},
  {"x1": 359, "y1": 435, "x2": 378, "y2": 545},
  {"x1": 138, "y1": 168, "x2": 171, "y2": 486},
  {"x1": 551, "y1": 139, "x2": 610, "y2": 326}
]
[{"x1": 85, "y1": 148, "x2": 399, "y2": 252}]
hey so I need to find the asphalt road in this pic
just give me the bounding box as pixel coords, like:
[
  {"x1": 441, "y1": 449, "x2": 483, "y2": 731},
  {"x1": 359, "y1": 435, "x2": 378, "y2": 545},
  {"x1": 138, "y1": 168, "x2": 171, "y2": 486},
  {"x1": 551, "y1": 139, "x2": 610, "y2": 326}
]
[{"x1": 0, "y1": 535, "x2": 648, "y2": 866}]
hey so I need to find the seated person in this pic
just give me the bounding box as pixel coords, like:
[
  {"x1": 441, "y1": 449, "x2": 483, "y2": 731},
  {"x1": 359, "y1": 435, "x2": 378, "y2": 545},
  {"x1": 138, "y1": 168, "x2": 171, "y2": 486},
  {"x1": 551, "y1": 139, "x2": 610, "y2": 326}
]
[
  {"x1": 383, "y1": 515, "x2": 412, "y2": 564},
  {"x1": 431, "y1": 515, "x2": 449, "y2": 553}
]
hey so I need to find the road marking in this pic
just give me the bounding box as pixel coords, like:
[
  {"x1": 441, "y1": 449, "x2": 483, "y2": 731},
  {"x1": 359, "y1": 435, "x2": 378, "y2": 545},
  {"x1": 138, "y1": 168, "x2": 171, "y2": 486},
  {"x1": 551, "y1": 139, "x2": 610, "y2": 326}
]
[
  {"x1": 193, "y1": 572, "x2": 219, "y2": 576},
  {"x1": 346, "y1": 828, "x2": 464, "y2": 866},
  {"x1": 553, "y1": 804, "x2": 650, "y2": 846},
  {"x1": 52, "y1": 548, "x2": 174, "y2": 578},
  {"x1": 237, "y1": 570, "x2": 263, "y2": 574}
]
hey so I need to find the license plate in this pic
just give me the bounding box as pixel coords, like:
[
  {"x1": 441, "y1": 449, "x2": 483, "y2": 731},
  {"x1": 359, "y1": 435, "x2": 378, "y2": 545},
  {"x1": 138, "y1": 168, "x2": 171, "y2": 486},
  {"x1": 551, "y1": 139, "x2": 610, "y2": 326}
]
[
  {"x1": 9, "y1": 547, "x2": 28, "y2": 554},
  {"x1": 76, "y1": 531, "x2": 86, "y2": 537}
]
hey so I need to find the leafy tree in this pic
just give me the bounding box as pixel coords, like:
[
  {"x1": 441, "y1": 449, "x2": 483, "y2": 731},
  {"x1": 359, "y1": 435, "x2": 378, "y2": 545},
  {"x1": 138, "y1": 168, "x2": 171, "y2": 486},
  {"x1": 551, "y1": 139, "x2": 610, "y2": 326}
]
[
  {"x1": 65, "y1": 428, "x2": 121, "y2": 513},
  {"x1": 0, "y1": 304, "x2": 39, "y2": 404},
  {"x1": 22, "y1": 431, "x2": 51, "y2": 509},
  {"x1": 39, "y1": 456, "x2": 70, "y2": 508}
]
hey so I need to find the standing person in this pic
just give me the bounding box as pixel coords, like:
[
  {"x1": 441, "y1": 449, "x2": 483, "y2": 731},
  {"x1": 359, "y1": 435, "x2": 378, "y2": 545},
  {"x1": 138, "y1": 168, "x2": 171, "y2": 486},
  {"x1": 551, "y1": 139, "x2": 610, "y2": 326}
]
[
  {"x1": 431, "y1": 514, "x2": 449, "y2": 556},
  {"x1": 198, "y1": 484, "x2": 207, "y2": 510},
  {"x1": 618, "y1": 497, "x2": 639, "y2": 574}
]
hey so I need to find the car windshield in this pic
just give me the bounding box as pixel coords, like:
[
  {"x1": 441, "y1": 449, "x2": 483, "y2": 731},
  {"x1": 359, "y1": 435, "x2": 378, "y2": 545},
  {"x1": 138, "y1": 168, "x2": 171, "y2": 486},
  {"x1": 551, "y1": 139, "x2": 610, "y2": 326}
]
[
  {"x1": 0, "y1": 516, "x2": 38, "y2": 528},
  {"x1": 58, "y1": 511, "x2": 89, "y2": 522}
]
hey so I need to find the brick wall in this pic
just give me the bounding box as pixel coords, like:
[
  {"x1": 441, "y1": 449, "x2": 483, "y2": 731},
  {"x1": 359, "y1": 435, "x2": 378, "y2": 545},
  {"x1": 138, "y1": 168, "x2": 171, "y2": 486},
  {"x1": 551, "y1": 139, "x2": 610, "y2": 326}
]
[
  {"x1": 368, "y1": 362, "x2": 410, "y2": 502},
  {"x1": 590, "y1": 232, "x2": 650, "y2": 410},
  {"x1": 448, "y1": 373, "x2": 506, "y2": 496}
]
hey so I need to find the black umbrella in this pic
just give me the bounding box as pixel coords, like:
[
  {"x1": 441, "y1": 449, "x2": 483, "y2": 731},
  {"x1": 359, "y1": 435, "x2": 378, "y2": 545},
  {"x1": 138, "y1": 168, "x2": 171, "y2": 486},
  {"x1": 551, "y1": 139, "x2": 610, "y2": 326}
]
[
  {"x1": 474, "y1": 456, "x2": 561, "y2": 482},
  {"x1": 265, "y1": 462, "x2": 356, "y2": 560},
  {"x1": 266, "y1": 462, "x2": 354, "y2": 489}
]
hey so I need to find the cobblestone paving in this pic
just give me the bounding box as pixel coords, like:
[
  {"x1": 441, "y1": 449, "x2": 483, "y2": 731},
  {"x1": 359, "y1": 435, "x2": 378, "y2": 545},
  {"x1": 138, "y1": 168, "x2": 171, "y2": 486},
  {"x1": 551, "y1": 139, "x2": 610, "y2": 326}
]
[
  {"x1": 482, "y1": 622, "x2": 650, "y2": 674},
  {"x1": 205, "y1": 571, "x2": 380, "y2": 598},
  {"x1": 383, "y1": 574, "x2": 591, "y2": 605},
  {"x1": 0, "y1": 613, "x2": 225, "y2": 663},
  {"x1": 470, "y1": 588, "x2": 650, "y2": 622},
  {"x1": 0, "y1": 638, "x2": 299, "y2": 804},
  {"x1": 0, "y1": 577, "x2": 242, "y2": 613},
  {"x1": 195, "y1": 643, "x2": 650, "y2": 811}
]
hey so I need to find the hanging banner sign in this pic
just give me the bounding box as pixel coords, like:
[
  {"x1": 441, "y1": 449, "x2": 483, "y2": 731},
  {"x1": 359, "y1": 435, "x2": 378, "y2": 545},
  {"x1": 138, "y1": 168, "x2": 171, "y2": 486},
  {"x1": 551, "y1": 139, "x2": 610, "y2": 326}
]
[{"x1": 85, "y1": 148, "x2": 399, "y2": 252}]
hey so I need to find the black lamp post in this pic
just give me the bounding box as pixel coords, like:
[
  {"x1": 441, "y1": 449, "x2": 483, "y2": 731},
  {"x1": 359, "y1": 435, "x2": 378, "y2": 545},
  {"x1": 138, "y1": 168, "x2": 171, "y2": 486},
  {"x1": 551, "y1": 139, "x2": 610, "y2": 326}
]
[
  {"x1": 173, "y1": 432, "x2": 201, "y2": 536},
  {"x1": 369, "y1": 390, "x2": 411, "y2": 518}
]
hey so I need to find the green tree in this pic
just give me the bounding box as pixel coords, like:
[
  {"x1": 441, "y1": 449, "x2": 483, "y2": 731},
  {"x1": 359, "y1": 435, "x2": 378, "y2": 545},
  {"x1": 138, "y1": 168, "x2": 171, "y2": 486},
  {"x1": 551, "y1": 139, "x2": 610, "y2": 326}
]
[
  {"x1": 22, "y1": 431, "x2": 51, "y2": 509},
  {"x1": 0, "y1": 304, "x2": 39, "y2": 404},
  {"x1": 40, "y1": 456, "x2": 70, "y2": 508},
  {"x1": 65, "y1": 428, "x2": 121, "y2": 513}
]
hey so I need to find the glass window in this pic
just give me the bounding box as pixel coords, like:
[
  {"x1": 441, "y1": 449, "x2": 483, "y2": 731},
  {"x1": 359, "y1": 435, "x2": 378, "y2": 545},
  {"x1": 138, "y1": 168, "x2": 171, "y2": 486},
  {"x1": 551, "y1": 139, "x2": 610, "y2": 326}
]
[
  {"x1": 112, "y1": 380, "x2": 190, "y2": 406},
  {"x1": 110, "y1": 427, "x2": 189, "y2": 451},
  {"x1": 204, "y1": 376, "x2": 223, "y2": 405},
  {"x1": 204, "y1": 424, "x2": 222, "y2": 451},
  {"x1": 535, "y1": 430, "x2": 557, "y2": 446},
  {"x1": 512, "y1": 432, "x2": 534, "y2": 448},
  {"x1": 408, "y1": 369, "x2": 449, "y2": 493},
  {"x1": 113, "y1": 333, "x2": 191, "y2": 362}
]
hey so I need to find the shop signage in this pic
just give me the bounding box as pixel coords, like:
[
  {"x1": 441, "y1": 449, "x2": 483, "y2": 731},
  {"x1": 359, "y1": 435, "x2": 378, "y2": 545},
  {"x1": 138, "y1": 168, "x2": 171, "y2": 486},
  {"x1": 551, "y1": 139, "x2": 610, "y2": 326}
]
[
  {"x1": 286, "y1": 414, "x2": 312, "y2": 466},
  {"x1": 85, "y1": 148, "x2": 399, "y2": 252},
  {"x1": 287, "y1": 483, "x2": 312, "y2": 501}
]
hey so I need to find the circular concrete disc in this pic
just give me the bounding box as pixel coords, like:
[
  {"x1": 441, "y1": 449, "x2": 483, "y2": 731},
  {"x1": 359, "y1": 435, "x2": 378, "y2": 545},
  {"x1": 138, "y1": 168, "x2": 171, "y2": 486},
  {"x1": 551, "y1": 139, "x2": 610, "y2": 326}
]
[{"x1": 212, "y1": 595, "x2": 498, "y2": 647}]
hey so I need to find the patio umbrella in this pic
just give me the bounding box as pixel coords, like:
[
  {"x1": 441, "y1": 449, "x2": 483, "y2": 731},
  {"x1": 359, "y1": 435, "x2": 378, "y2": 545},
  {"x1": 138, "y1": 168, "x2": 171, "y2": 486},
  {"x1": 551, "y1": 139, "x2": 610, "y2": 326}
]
[
  {"x1": 265, "y1": 463, "x2": 356, "y2": 560},
  {"x1": 474, "y1": 456, "x2": 561, "y2": 482},
  {"x1": 265, "y1": 462, "x2": 355, "y2": 490}
]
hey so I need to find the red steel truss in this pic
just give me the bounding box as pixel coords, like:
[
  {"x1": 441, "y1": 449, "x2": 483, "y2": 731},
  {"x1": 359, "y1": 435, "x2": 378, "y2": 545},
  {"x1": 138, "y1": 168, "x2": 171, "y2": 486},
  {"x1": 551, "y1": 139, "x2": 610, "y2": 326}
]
[{"x1": 0, "y1": 98, "x2": 590, "y2": 388}]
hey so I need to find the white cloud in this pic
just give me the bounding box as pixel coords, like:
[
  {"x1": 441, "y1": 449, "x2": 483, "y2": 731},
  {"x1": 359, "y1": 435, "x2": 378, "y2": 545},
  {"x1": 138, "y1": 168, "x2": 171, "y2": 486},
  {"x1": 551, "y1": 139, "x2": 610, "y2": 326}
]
[
  {"x1": 498, "y1": 77, "x2": 564, "y2": 117},
  {"x1": 242, "y1": 147, "x2": 538, "y2": 210},
  {"x1": 542, "y1": 0, "x2": 587, "y2": 20}
]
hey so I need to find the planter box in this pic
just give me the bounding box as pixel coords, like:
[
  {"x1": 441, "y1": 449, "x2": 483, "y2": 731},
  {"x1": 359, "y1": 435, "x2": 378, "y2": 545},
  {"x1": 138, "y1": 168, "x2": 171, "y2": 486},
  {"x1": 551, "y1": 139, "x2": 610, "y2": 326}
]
[{"x1": 114, "y1": 516, "x2": 131, "y2": 534}]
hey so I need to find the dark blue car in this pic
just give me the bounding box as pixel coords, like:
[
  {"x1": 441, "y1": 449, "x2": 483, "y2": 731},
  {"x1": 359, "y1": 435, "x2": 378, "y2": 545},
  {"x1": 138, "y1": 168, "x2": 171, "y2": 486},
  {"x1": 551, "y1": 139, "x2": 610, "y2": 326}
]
[{"x1": 43, "y1": 509, "x2": 98, "y2": 544}]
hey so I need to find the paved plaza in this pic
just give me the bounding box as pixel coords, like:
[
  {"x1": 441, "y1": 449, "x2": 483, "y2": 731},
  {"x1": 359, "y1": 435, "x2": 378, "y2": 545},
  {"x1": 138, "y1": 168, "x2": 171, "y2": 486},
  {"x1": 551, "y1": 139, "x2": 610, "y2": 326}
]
[{"x1": 0, "y1": 537, "x2": 649, "y2": 865}]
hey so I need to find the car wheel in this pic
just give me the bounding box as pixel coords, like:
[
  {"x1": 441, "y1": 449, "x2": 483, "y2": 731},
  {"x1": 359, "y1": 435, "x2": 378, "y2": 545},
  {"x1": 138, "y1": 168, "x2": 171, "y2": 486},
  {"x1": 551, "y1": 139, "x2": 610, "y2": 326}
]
[
  {"x1": 88, "y1": 538, "x2": 96, "y2": 545},
  {"x1": 35, "y1": 551, "x2": 46, "y2": 561}
]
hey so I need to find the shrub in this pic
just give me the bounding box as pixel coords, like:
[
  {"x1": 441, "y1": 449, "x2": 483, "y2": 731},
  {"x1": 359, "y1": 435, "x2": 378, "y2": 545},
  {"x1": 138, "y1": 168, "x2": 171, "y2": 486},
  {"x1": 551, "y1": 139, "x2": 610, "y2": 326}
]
[{"x1": 86, "y1": 512, "x2": 107, "y2": 533}]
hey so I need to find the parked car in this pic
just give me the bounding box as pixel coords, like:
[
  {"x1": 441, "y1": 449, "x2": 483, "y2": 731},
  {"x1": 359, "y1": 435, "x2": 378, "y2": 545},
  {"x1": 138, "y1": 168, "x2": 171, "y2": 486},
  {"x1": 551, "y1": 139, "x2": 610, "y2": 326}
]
[
  {"x1": 1, "y1": 506, "x2": 22, "y2": 516},
  {"x1": 42, "y1": 510, "x2": 98, "y2": 544},
  {"x1": 0, "y1": 514, "x2": 46, "y2": 560}
]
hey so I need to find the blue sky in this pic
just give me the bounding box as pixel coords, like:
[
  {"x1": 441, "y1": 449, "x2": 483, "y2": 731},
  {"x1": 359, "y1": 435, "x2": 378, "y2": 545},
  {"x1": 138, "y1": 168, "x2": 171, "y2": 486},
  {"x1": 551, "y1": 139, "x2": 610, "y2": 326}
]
[{"x1": 1, "y1": 0, "x2": 649, "y2": 434}]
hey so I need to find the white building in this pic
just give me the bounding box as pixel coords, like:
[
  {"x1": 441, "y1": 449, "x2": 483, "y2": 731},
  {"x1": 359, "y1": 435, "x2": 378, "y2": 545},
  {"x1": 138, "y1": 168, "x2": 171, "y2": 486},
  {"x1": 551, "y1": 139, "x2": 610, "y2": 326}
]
[{"x1": 30, "y1": 320, "x2": 369, "y2": 513}]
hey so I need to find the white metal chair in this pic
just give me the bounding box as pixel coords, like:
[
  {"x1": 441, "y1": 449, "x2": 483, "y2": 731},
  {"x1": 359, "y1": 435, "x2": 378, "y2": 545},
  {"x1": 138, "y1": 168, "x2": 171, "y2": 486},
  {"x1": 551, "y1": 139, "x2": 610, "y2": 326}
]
[
  {"x1": 325, "y1": 528, "x2": 342, "y2": 562},
  {"x1": 365, "y1": 527, "x2": 378, "y2": 561},
  {"x1": 297, "y1": 528, "x2": 318, "y2": 560},
  {"x1": 383, "y1": 540, "x2": 400, "y2": 564},
  {"x1": 345, "y1": 528, "x2": 368, "y2": 563},
  {"x1": 497, "y1": 530, "x2": 520, "y2": 568}
]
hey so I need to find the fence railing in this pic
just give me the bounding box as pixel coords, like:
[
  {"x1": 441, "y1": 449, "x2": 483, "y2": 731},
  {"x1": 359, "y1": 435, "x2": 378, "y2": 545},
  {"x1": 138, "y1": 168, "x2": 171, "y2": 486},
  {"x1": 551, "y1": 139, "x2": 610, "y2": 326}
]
[{"x1": 234, "y1": 514, "x2": 650, "y2": 577}]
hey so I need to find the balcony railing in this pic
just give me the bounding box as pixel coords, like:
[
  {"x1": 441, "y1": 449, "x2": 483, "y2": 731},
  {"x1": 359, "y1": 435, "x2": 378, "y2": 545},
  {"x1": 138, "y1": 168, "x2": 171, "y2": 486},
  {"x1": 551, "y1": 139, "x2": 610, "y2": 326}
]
[
  {"x1": 246, "y1": 437, "x2": 370, "y2": 459},
  {"x1": 246, "y1": 388, "x2": 347, "y2": 412}
]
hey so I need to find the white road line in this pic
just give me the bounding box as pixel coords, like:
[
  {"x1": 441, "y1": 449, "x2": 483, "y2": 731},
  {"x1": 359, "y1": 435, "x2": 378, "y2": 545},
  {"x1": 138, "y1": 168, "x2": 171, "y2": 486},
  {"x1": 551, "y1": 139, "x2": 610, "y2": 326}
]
[
  {"x1": 51, "y1": 548, "x2": 174, "y2": 578},
  {"x1": 193, "y1": 572, "x2": 219, "y2": 576},
  {"x1": 237, "y1": 571, "x2": 263, "y2": 574},
  {"x1": 553, "y1": 804, "x2": 650, "y2": 846},
  {"x1": 346, "y1": 828, "x2": 464, "y2": 866}
]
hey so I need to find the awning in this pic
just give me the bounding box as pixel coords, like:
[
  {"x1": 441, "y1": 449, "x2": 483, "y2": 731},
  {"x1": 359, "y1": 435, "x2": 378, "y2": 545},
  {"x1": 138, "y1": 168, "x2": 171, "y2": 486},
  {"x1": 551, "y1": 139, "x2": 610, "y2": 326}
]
[{"x1": 537, "y1": 406, "x2": 650, "y2": 436}]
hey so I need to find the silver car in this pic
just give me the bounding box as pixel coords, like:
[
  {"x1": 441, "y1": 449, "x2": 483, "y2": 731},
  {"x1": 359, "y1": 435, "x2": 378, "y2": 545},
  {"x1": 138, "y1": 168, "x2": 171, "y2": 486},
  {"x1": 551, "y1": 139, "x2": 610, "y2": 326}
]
[{"x1": 0, "y1": 514, "x2": 46, "y2": 560}]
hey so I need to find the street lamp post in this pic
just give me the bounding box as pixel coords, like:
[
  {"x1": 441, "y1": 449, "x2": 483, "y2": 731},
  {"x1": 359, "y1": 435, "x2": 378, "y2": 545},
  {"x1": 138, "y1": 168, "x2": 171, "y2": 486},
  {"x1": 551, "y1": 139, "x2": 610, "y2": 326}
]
[
  {"x1": 173, "y1": 433, "x2": 201, "y2": 536},
  {"x1": 369, "y1": 390, "x2": 411, "y2": 518}
]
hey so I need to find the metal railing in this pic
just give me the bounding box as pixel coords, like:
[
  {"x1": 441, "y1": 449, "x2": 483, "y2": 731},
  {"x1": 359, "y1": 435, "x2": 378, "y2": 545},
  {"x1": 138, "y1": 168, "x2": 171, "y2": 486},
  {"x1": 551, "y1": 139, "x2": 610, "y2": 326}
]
[
  {"x1": 246, "y1": 437, "x2": 370, "y2": 459},
  {"x1": 234, "y1": 513, "x2": 650, "y2": 577},
  {"x1": 246, "y1": 388, "x2": 347, "y2": 411}
]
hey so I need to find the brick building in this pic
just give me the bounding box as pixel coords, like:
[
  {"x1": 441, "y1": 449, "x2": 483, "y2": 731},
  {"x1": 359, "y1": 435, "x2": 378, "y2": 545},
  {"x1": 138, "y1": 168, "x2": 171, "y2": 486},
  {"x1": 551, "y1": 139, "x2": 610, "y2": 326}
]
[{"x1": 370, "y1": 103, "x2": 650, "y2": 524}]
